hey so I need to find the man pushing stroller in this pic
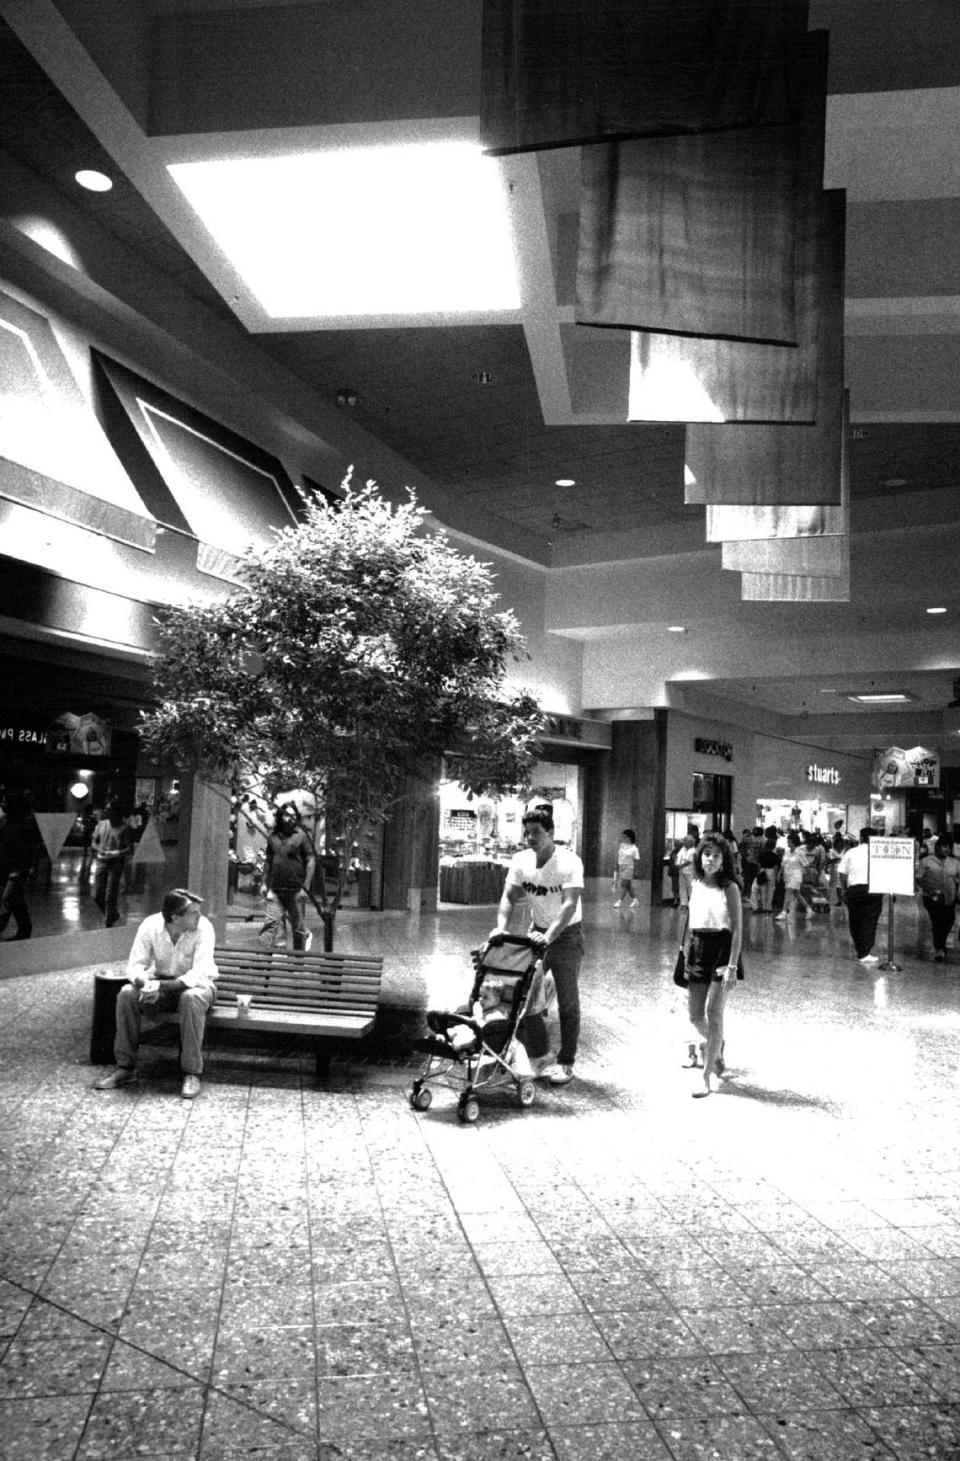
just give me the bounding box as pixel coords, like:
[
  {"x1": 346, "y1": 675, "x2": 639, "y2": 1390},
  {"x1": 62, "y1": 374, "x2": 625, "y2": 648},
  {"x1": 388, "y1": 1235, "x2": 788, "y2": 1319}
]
[{"x1": 488, "y1": 805, "x2": 585, "y2": 1087}]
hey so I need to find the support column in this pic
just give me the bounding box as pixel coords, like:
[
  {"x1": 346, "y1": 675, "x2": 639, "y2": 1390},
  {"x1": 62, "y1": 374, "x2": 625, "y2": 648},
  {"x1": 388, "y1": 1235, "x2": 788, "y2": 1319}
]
[
  {"x1": 172, "y1": 773, "x2": 231, "y2": 938},
  {"x1": 587, "y1": 716, "x2": 667, "y2": 906},
  {"x1": 380, "y1": 764, "x2": 440, "y2": 913}
]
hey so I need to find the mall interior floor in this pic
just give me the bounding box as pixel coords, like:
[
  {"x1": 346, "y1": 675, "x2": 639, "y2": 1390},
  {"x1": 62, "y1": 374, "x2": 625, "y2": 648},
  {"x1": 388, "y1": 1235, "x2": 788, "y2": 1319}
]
[{"x1": 2, "y1": 895, "x2": 960, "y2": 1460}]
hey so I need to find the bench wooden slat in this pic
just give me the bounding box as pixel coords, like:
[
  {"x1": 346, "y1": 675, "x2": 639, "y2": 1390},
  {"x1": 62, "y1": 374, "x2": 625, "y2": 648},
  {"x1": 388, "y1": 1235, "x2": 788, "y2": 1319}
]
[{"x1": 161, "y1": 945, "x2": 384, "y2": 1066}]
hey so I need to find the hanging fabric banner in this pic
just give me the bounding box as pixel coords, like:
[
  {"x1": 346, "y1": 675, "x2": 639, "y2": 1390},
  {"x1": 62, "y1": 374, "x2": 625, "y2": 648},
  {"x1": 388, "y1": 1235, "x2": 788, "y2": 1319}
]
[
  {"x1": 722, "y1": 536, "x2": 846, "y2": 575},
  {"x1": 705, "y1": 503, "x2": 844, "y2": 542},
  {"x1": 480, "y1": 0, "x2": 809, "y2": 155},
  {"x1": 740, "y1": 569, "x2": 850, "y2": 601},
  {"x1": 736, "y1": 392, "x2": 850, "y2": 599},
  {"x1": 578, "y1": 31, "x2": 826, "y2": 345},
  {"x1": 683, "y1": 191, "x2": 845, "y2": 505}
]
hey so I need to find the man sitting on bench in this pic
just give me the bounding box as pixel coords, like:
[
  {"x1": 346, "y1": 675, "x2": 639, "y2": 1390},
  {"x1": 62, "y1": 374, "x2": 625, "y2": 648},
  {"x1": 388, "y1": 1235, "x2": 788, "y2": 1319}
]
[{"x1": 94, "y1": 887, "x2": 219, "y2": 1100}]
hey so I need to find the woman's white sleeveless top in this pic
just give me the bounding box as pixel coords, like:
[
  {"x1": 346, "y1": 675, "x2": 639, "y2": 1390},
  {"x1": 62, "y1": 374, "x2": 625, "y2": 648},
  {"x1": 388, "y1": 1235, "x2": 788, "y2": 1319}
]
[{"x1": 688, "y1": 880, "x2": 730, "y2": 931}]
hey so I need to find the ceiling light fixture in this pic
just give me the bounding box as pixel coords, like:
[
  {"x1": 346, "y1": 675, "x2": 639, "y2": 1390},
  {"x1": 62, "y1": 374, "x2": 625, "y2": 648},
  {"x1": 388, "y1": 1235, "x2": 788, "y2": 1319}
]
[
  {"x1": 168, "y1": 141, "x2": 520, "y2": 318},
  {"x1": 336, "y1": 389, "x2": 357, "y2": 408},
  {"x1": 75, "y1": 169, "x2": 113, "y2": 192},
  {"x1": 883, "y1": 477, "x2": 908, "y2": 487},
  {"x1": 845, "y1": 691, "x2": 917, "y2": 705},
  {"x1": 926, "y1": 606, "x2": 947, "y2": 615},
  {"x1": 667, "y1": 625, "x2": 686, "y2": 633},
  {"x1": 555, "y1": 478, "x2": 575, "y2": 487}
]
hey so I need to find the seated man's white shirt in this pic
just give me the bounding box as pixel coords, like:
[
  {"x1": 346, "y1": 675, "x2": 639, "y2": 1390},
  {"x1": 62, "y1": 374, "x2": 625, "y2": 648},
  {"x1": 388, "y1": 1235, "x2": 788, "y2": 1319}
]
[{"x1": 127, "y1": 913, "x2": 218, "y2": 988}]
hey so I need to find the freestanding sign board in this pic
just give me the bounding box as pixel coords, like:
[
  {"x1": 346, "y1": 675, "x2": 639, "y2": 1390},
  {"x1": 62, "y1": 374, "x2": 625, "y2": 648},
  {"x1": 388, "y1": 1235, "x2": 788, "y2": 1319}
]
[{"x1": 868, "y1": 838, "x2": 915, "y2": 895}]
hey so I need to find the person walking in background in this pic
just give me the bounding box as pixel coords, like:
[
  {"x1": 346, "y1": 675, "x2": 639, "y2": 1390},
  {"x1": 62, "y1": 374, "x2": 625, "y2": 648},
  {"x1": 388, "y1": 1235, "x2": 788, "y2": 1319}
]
[
  {"x1": 0, "y1": 794, "x2": 34, "y2": 940},
  {"x1": 776, "y1": 832, "x2": 811, "y2": 920},
  {"x1": 739, "y1": 827, "x2": 762, "y2": 903},
  {"x1": 612, "y1": 828, "x2": 641, "y2": 908},
  {"x1": 676, "y1": 833, "x2": 697, "y2": 908},
  {"x1": 260, "y1": 802, "x2": 316, "y2": 952},
  {"x1": 92, "y1": 802, "x2": 134, "y2": 928},
  {"x1": 752, "y1": 827, "x2": 781, "y2": 914},
  {"x1": 916, "y1": 834, "x2": 959, "y2": 962},
  {"x1": 682, "y1": 832, "x2": 743, "y2": 1098},
  {"x1": 838, "y1": 828, "x2": 883, "y2": 964}
]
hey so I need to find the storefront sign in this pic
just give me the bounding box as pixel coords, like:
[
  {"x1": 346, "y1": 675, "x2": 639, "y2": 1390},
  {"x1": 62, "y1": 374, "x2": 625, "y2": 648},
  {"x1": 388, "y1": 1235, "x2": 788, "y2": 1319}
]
[
  {"x1": 807, "y1": 762, "x2": 841, "y2": 786},
  {"x1": 694, "y1": 737, "x2": 733, "y2": 761},
  {"x1": 872, "y1": 745, "x2": 940, "y2": 789},
  {"x1": 0, "y1": 724, "x2": 48, "y2": 748}
]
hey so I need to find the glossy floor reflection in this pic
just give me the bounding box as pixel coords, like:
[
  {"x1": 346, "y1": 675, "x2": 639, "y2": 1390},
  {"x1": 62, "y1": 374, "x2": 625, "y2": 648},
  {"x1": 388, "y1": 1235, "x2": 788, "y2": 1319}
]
[{"x1": 2, "y1": 895, "x2": 960, "y2": 1459}]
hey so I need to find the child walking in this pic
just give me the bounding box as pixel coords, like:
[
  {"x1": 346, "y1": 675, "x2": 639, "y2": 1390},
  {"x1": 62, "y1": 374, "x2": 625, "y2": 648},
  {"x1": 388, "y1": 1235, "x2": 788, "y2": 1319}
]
[{"x1": 612, "y1": 829, "x2": 640, "y2": 908}]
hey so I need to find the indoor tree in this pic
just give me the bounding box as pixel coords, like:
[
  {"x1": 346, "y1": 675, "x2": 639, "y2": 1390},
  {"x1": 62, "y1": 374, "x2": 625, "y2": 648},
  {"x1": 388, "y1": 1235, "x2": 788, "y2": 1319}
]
[{"x1": 140, "y1": 475, "x2": 544, "y2": 947}]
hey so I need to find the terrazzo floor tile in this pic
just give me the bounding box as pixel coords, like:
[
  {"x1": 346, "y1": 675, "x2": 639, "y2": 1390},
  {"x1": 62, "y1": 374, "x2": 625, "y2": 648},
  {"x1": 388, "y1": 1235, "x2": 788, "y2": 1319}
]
[
  {"x1": 620, "y1": 1356, "x2": 747, "y2": 1420},
  {"x1": 433, "y1": 1431, "x2": 553, "y2": 1461},
  {"x1": 674, "y1": 1305, "x2": 795, "y2": 1357},
  {"x1": 590, "y1": 1306, "x2": 706, "y2": 1360},
  {"x1": 0, "y1": 1393, "x2": 94, "y2": 1461},
  {"x1": 481, "y1": 1272, "x2": 587, "y2": 1319},
  {"x1": 316, "y1": 1318, "x2": 418, "y2": 1381},
  {"x1": 74, "y1": 1385, "x2": 205, "y2": 1459},
  {"x1": 858, "y1": 1401, "x2": 960, "y2": 1459},
  {"x1": 760, "y1": 1407, "x2": 894, "y2": 1460},
  {"x1": 0, "y1": 1325, "x2": 114, "y2": 1399},
  {"x1": 501, "y1": 1310, "x2": 610, "y2": 1365},
  {"x1": 655, "y1": 1411, "x2": 788, "y2": 1459},
  {"x1": 548, "y1": 1419, "x2": 673, "y2": 1459},
  {"x1": 896, "y1": 1343, "x2": 960, "y2": 1402},
  {"x1": 410, "y1": 1314, "x2": 517, "y2": 1373},
  {"x1": 713, "y1": 1351, "x2": 847, "y2": 1411},
  {"x1": 805, "y1": 1346, "x2": 940, "y2": 1407},
  {"x1": 211, "y1": 1325, "x2": 318, "y2": 1384},
  {"x1": 421, "y1": 1364, "x2": 541, "y2": 1439},
  {"x1": 522, "y1": 1359, "x2": 646, "y2": 1426},
  {"x1": 565, "y1": 1267, "x2": 673, "y2": 1313},
  {"x1": 99, "y1": 1340, "x2": 204, "y2": 1392},
  {"x1": 314, "y1": 1371, "x2": 433, "y2": 1444}
]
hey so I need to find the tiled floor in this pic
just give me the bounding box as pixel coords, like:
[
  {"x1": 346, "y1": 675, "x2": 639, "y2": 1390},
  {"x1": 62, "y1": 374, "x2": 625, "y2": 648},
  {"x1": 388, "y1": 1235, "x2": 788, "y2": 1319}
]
[{"x1": 2, "y1": 895, "x2": 960, "y2": 1459}]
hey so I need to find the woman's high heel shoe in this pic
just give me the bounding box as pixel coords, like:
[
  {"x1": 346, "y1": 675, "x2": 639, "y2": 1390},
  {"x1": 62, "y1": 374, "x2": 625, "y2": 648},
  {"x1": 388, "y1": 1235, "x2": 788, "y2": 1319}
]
[{"x1": 681, "y1": 1042, "x2": 700, "y2": 1068}]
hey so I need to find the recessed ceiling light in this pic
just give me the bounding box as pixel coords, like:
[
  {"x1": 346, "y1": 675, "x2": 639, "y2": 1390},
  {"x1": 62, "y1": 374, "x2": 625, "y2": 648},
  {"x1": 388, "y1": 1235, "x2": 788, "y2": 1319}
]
[
  {"x1": 168, "y1": 141, "x2": 520, "y2": 318},
  {"x1": 926, "y1": 606, "x2": 947, "y2": 615},
  {"x1": 555, "y1": 478, "x2": 575, "y2": 487},
  {"x1": 846, "y1": 691, "x2": 917, "y2": 705},
  {"x1": 75, "y1": 168, "x2": 113, "y2": 192},
  {"x1": 883, "y1": 477, "x2": 908, "y2": 487},
  {"x1": 667, "y1": 625, "x2": 686, "y2": 633}
]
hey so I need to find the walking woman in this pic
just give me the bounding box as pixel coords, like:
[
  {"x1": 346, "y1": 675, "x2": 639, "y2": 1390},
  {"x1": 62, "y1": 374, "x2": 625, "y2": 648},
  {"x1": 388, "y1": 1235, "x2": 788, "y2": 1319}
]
[
  {"x1": 683, "y1": 832, "x2": 743, "y2": 1098},
  {"x1": 917, "y1": 835, "x2": 959, "y2": 962}
]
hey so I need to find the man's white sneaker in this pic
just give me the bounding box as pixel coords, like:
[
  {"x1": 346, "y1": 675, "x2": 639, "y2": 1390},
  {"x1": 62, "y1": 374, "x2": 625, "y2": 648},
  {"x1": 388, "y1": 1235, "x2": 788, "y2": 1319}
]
[
  {"x1": 613, "y1": 900, "x2": 621, "y2": 908},
  {"x1": 303, "y1": 930, "x2": 313, "y2": 952},
  {"x1": 630, "y1": 899, "x2": 639, "y2": 908},
  {"x1": 549, "y1": 1064, "x2": 574, "y2": 1085},
  {"x1": 859, "y1": 953, "x2": 880, "y2": 964},
  {"x1": 180, "y1": 1074, "x2": 201, "y2": 1099}
]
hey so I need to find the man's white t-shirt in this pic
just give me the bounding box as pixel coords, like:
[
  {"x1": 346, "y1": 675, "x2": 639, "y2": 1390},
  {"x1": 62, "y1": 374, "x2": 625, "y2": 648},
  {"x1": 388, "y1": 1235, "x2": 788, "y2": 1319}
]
[{"x1": 505, "y1": 846, "x2": 584, "y2": 930}]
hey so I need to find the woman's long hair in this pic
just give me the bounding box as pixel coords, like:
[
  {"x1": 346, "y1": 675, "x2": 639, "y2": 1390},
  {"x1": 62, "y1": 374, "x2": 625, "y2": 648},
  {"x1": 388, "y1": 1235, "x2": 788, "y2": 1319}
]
[{"x1": 692, "y1": 831, "x2": 741, "y2": 889}]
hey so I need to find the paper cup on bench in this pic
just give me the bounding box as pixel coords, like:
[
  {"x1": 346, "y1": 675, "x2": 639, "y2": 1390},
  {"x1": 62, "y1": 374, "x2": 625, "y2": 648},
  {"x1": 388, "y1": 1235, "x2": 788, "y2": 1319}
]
[{"x1": 236, "y1": 994, "x2": 252, "y2": 1019}]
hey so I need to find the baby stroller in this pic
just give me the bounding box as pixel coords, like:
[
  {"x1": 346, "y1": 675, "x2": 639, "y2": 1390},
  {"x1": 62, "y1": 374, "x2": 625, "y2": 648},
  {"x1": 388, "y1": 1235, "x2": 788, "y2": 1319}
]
[{"x1": 409, "y1": 934, "x2": 549, "y2": 1123}]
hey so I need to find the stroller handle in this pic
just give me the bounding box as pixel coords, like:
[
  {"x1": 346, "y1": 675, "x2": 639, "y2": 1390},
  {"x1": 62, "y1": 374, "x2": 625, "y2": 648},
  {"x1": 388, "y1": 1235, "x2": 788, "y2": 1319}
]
[{"x1": 484, "y1": 932, "x2": 543, "y2": 950}]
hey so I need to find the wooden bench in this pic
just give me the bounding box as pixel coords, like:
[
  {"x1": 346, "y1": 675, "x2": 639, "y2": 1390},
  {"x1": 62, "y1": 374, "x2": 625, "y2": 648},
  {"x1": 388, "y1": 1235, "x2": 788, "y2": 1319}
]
[{"x1": 167, "y1": 945, "x2": 384, "y2": 1076}]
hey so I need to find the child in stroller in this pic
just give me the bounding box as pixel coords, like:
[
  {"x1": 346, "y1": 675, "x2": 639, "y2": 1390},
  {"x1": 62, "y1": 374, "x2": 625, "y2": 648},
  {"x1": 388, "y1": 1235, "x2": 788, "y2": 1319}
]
[{"x1": 410, "y1": 934, "x2": 550, "y2": 1123}]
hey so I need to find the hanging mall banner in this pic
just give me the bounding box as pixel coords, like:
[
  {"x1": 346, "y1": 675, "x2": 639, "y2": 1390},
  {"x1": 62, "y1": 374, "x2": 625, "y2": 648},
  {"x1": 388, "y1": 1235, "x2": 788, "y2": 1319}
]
[{"x1": 872, "y1": 746, "x2": 940, "y2": 790}]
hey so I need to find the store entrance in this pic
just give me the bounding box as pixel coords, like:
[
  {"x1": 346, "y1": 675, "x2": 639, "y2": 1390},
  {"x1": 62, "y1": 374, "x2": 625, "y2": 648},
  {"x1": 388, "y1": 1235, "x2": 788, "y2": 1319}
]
[{"x1": 692, "y1": 772, "x2": 732, "y2": 831}]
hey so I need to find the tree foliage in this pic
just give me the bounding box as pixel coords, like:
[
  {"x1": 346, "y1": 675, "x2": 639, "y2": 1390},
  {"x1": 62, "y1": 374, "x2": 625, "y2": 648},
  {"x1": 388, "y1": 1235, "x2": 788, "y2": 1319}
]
[{"x1": 140, "y1": 477, "x2": 544, "y2": 915}]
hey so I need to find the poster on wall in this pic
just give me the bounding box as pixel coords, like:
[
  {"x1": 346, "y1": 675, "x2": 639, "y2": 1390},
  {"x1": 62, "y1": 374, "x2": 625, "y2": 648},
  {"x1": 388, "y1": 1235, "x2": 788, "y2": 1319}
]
[
  {"x1": 47, "y1": 712, "x2": 112, "y2": 756},
  {"x1": 868, "y1": 837, "x2": 916, "y2": 895},
  {"x1": 872, "y1": 746, "x2": 940, "y2": 790}
]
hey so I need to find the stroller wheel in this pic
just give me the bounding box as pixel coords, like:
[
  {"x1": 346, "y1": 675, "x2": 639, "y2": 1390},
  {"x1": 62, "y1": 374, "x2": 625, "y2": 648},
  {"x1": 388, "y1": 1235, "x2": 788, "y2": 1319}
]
[
  {"x1": 457, "y1": 1094, "x2": 480, "y2": 1124},
  {"x1": 410, "y1": 1085, "x2": 432, "y2": 1111},
  {"x1": 517, "y1": 1080, "x2": 535, "y2": 1108}
]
